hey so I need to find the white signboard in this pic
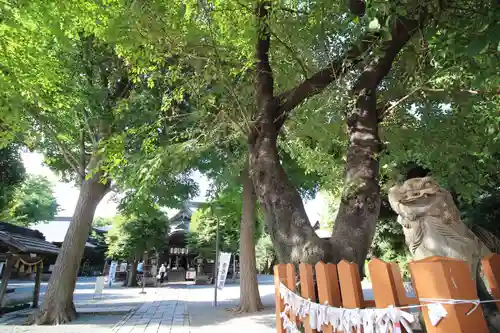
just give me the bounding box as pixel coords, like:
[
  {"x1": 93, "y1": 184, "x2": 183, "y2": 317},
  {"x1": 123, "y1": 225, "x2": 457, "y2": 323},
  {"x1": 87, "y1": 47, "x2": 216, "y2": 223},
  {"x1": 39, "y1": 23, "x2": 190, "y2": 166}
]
[
  {"x1": 119, "y1": 262, "x2": 128, "y2": 272},
  {"x1": 216, "y1": 252, "x2": 231, "y2": 290},
  {"x1": 186, "y1": 270, "x2": 196, "y2": 280},
  {"x1": 94, "y1": 276, "x2": 105, "y2": 299},
  {"x1": 108, "y1": 261, "x2": 117, "y2": 286}
]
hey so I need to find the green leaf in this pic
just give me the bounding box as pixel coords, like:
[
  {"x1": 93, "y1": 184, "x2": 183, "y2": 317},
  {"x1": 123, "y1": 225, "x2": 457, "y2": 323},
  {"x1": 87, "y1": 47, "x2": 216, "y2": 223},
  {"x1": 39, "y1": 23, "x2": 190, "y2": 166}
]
[{"x1": 466, "y1": 38, "x2": 490, "y2": 56}]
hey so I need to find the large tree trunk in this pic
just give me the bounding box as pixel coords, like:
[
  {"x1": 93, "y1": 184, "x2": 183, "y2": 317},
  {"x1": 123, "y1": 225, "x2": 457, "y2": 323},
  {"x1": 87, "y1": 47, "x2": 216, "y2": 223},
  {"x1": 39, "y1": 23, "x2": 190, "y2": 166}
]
[
  {"x1": 127, "y1": 260, "x2": 138, "y2": 287},
  {"x1": 33, "y1": 169, "x2": 109, "y2": 325},
  {"x1": 329, "y1": 12, "x2": 427, "y2": 275},
  {"x1": 235, "y1": 167, "x2": 263, "y2": 313},
  {"x1": 248, "y1": 109, "x2": 332, "y2": 265},
  {"x1": 247, "y1": 1, "x2": 335, "y2": 265},
  {"x1": 329, "y1": 90, "x2": 381, "y2": 272}
]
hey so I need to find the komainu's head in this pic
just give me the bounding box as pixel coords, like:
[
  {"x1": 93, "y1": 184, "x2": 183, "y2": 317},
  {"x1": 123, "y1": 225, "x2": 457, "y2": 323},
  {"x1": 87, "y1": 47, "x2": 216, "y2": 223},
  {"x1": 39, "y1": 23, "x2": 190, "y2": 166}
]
[{"x1": 389, "y1": 176, "x2": 441, "y2": 205}]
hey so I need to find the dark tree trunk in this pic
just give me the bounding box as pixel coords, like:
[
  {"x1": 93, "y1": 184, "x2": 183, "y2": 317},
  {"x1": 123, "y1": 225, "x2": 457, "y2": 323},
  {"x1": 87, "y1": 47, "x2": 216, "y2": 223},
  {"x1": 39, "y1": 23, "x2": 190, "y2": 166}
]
[
  {"x1": 33, "y1": 164, "x2": 109, "y2": 325},
  {"x1": 246, "y1": 2, "x2": 335, "y2": 265},
  {"x1": 330, "y1": 12, "x2": 428, "y2": 274},
  {"x1": 127, "y1": 260, "x2": 138, "y2": 287},
  {"x1": 235, "y1": 167, "x2": 263, "y2": 313},
  {"x1": 329, "y1": 90, "x2": 381, "y2": 271},
  {"x1": 248, "y1": 120, "x2": 332, "y2": 264}
]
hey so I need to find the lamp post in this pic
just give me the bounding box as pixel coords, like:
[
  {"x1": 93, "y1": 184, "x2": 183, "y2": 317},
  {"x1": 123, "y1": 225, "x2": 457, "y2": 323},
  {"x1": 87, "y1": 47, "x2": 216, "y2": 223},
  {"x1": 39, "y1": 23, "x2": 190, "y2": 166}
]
[{"x1": 213, "y1": 217, "x2": 220, "y2": 307}]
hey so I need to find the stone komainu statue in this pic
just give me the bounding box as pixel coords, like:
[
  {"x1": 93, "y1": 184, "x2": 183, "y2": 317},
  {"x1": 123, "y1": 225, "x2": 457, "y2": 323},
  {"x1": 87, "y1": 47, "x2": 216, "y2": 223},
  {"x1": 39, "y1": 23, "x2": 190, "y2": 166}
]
[{"x1": 388, "y1": 176, "x2": 495, "y2": 279}]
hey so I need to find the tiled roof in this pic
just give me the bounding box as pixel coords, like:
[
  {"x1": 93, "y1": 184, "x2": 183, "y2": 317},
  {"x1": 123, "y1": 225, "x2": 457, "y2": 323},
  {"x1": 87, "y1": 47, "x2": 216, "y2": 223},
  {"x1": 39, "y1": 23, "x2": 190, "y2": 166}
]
[
  {"x1": 0, "y1": 221, "x2": 45, "y2": 239},
  {"x1": 0, "y1": 231, "x2": 60, "y2": 255}
]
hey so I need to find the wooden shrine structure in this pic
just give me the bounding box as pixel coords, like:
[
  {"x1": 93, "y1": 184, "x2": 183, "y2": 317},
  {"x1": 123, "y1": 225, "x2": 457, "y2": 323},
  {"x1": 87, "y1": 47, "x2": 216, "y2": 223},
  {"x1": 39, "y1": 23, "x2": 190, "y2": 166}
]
[{"x1": 0, "y1": 228, "x2": 59, "y2": 308}]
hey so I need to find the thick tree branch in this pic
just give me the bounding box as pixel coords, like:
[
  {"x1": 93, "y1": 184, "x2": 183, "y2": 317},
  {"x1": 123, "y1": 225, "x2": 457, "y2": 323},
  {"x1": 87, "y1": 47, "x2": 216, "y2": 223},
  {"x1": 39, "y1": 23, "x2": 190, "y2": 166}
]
[
  {"x1": 255, "y1": 1, "x2": 274, "y2": 105},
  {"x1": 274, "y1": 33, "x2": 379, "y2": 126},
  {"x1": 352, "y1": 11, "x2": 428, "y2": 94}
]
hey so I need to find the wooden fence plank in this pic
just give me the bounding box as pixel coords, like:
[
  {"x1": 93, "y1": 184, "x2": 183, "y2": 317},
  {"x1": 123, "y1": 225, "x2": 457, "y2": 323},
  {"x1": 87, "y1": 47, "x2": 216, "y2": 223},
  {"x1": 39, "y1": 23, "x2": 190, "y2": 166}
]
[
  {"x1": 409, "y1": 256, "x2": 489, "y2": 333},
  {"x1": 315, "y1": 262, "x2": 341, "y2": 333},
  {"x1": 274, "y1": 264, "x2": 287, "y2": 333},
  {"x1": 285, "y1": 264, "x2": 299, "y2": 327},
  {"x1": 337, "y1": 260, "x2": 363, "y2": 308},
  {"x1": 482, "y1": 253, "x2": 500, "y2": 311},
  {"x1": 299, "y1": 263, "x2": 317, "y2": 333},
  {"x1": 369, "y1": 258, "x2": 399, "y2": 308},
  {"x1": 390, "y1": 263, "x2": 419, "y2": 306}
]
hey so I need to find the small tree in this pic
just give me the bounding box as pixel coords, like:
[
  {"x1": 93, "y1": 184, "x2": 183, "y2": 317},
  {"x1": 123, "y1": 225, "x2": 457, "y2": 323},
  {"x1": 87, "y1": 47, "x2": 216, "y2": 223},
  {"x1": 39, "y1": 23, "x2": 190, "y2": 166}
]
[
  {"x1": 106, "y1": 210, "x2": 168, "y2": 287},
  {"x1": 188, "y1": 188, "x2": 261, "y2": 257}
]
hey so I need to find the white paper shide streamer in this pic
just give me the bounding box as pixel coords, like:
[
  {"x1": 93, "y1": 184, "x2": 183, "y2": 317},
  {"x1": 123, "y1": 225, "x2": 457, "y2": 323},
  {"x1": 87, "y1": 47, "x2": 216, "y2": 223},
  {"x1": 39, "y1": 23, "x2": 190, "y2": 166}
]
[{"x1": 279, "y1": 283, "x2": 416, "y2": 333}]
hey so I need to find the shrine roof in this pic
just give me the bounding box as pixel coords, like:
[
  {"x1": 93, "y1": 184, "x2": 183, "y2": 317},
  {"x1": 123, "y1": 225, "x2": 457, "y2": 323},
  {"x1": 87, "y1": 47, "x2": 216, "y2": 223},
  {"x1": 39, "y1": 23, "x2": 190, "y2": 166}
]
[{"x1": 0, "y1": 230, "x2": 60, "y2": 255}]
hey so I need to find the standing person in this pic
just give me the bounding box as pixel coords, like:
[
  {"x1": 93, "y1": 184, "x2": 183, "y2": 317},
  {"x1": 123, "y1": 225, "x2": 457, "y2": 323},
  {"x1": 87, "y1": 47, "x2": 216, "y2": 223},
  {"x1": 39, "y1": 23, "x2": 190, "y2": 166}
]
[
  {"x1": 136, "y1": 261, "x2": 144, "y2": 285},
  {"x1": 159, "y1": 263, "x2": 166, "y2": 284}
]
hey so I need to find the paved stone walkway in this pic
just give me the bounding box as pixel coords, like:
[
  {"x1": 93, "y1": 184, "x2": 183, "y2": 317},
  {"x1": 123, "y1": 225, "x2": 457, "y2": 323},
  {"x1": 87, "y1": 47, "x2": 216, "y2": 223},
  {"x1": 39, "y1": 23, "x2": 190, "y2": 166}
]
[
  {"x1": 113, "y1": 288, "x2": 189, "y2": 333},
  {"x1": 1, "y1": 276, "x2": 277, "y2": 333}
]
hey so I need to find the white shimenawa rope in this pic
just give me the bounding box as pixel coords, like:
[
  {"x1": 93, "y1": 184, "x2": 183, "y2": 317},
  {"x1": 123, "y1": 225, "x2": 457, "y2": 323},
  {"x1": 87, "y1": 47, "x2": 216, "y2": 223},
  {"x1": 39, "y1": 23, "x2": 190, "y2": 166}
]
[{"x1": 279, "y1": 282, "x2": 500, "y2": 333}]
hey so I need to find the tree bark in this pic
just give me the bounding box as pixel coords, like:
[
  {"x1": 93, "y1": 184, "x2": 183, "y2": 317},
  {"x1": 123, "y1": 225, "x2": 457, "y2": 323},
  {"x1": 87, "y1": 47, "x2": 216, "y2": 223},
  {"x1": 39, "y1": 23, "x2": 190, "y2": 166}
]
[
  {"x1": 235, "y1": 167, "x2": 263, "y2": 313},
  {"x1": 330, "y1": 11, "x2": 428, "y2": 274},
  {"x1": 248, "y1": 1, "x2": 333, "y2": 265},
  {"x1": 248, "y1": 126, "x2": 332, "y2": 264},
  {"x1": 127, "y1": 260, "x2": 138, "y2": 287},
  {"x1": 33, "y1": 163, "x2": 109, "y2": 325},
  {"x1": 247, "y1": 1, "x2": 427, "y2": 269},
  {"x1": 328, "y1": 89, "x2": 382, "y2": 272}
]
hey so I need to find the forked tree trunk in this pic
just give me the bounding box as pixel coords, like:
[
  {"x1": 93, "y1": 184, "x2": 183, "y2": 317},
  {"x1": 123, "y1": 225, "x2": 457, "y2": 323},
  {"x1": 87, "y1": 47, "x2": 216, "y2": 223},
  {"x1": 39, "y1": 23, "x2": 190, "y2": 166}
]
[
  {"x1": 33, "y1": 171, "x2": 109, "y2": 325},
  {"x1": 235, "y1": 167, "x2": 263, "y2": 313},
  {"x1": 248, "y1": 108, "x2": 333, "y2": 265},
  {"x1": 246, "y1": 1, "x2": 428, "y2": 269},
  {"x1": 329, "y1": 91, "x2": 381, "y2": 273}
]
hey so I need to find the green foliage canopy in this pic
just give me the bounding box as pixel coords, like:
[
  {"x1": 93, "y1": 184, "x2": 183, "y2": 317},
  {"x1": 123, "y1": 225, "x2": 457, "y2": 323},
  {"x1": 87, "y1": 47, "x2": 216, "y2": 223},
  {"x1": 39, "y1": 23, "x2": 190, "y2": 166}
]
[
  {"x1": 6, "y1": 175, "x2": 58, "y2": 226},
  {"x1": 0, "y1": 144, "x2": 26, "y2": 213}
]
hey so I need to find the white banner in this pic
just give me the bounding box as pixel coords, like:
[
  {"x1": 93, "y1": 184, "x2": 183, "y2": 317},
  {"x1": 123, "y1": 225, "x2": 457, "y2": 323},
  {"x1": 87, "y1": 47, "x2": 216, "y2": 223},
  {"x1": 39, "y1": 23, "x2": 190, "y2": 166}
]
[
  {"x1": 119, "y1": 262, "x2": 128, "y2": 272},
  {"x1": 217, "y1": 252, "x2": 231, "y2": 290},
  {"x1": 108, "y1": 261, "x2": 117, "y2": 286}
]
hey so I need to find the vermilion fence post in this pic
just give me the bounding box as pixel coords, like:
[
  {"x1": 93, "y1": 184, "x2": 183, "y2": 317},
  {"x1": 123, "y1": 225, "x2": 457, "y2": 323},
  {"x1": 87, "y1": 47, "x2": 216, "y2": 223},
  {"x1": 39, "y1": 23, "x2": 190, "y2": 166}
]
[
  {"x1": 315, "y1": 262, "x2": 341, "y2": 333},
  {"x1": 409, "y1": 256, "x2": 489, "y2": 333},
  {"x1": 389, "y1": 262, "x2": 419, "y2": 306},
  {"x1": 337, "y1": 260, "x2": 373, "y2": 308},
  {"x1": 369, "y1": 258, "x2": 400, "y2": 307},
  {"x1": 274, "y1": 264, "x2": 287, "y2": 333},
  {"x1": 482, "y1": 253, "x2": 500, "y2": 311}
]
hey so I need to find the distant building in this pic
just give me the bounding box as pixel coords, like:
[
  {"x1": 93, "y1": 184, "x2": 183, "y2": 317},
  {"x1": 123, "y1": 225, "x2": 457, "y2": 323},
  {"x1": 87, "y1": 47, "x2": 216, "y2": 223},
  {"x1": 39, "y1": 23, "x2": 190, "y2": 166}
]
[
  {"x1": 30, "y1": 217, "x2": 106, "y2": 275},
  {"x1": 161, "y1": 201, "x2": 202, "y2": 273}
]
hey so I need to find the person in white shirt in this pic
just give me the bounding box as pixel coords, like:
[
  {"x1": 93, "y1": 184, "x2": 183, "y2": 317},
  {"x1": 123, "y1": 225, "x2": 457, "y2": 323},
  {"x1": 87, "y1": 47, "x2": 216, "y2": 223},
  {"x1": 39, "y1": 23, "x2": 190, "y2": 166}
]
[{"x1": 159, "y1": 264, "x2": 166, "y2": 284}]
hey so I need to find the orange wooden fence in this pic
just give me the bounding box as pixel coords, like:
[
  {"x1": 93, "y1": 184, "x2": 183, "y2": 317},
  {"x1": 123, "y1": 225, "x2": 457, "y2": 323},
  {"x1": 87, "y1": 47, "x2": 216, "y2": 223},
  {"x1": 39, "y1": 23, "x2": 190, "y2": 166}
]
[{"x1": 274, "y1": 255, "x2": 500, "y2": 333}]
